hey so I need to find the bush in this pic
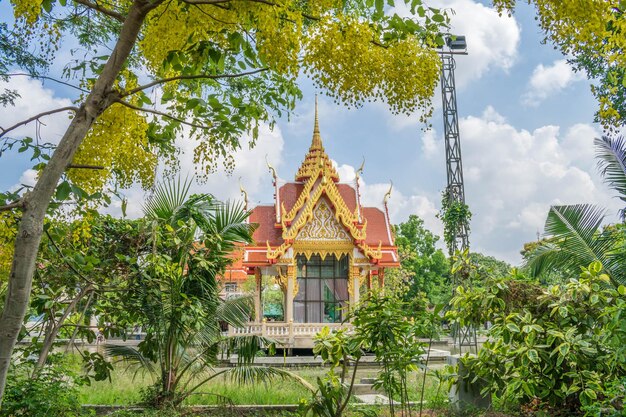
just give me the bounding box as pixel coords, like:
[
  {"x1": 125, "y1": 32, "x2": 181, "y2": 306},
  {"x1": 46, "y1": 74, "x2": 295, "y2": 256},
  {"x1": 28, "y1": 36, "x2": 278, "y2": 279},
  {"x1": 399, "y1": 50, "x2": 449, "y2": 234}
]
[
  {"x1": 2, "y1": 360, "x2": 87, "y2": 417},
  {"x1": 451, "y1": 262, "x2": 626, "y2": 415}
]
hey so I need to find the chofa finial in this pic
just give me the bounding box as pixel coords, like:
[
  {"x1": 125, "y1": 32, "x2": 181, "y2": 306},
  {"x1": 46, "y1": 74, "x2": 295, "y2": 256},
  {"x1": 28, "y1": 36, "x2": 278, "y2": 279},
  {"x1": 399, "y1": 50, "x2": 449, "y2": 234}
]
[
  {"x1": 239, "y1": 177, "x2": 249, "y2": 209},
  {"x1": 355, "y1": 157, "x2": 365, "y2": 180},
  {"x1": 383, "y1": 180, "x2": 393, "y2": 206},
  {"x1": 265, "y1": 154, "x2": 277, "y2": 181}
]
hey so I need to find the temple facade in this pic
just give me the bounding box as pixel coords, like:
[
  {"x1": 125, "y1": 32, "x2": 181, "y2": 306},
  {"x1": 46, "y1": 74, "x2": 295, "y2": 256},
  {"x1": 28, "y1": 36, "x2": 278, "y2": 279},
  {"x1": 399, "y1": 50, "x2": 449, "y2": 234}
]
[{"x1": 225, "y1": 100, "x2": 399, "y2": 348}]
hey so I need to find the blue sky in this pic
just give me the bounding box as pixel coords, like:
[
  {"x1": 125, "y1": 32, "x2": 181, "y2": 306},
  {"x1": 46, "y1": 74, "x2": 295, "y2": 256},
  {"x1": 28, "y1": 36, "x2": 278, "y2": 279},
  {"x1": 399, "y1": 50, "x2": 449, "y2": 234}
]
[{"x1": 1, "y1": 0, "x2": 622, "y2": 264}]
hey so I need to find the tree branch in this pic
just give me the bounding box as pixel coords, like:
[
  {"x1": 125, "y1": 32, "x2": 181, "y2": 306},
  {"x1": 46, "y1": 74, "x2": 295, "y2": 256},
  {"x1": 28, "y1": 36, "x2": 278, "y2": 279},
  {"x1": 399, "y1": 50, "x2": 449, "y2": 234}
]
[
  {"x1": 1, "y1": 73, "x2": 90, "y2": 93},
  {"x1": 121, "y1": 68, "x2": 268, "y2": 97},
  {"x1": 73, "y1": 0, "x2": 125, "y2": 22},
  {"x1": 67, "y1": 164, "x2": 105, "y2": 170},
  {"x1": 180, "y1": 0, "x2": 232, "y2": 4},
  {"x1": 0, "y1": 201, "x2": 24, "y2": 212},
  {"x1": 115, "y1": 100, "x2": 213, "y2": 130},
  {"x1": 0, "y1": 107, "x2": 79, "y2": 139},
  {"x1": 180, "y1": 0, "x2": 318, "y2": 20}
]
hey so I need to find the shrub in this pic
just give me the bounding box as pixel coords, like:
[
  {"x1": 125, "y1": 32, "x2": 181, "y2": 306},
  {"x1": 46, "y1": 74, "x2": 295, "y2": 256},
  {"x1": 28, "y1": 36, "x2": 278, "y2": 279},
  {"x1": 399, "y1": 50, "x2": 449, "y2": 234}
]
[
  {"x1": 452, "y1": 262, "x2": 626, "y2": 415},
  {"x1": 2, "y1": 359, "x2": 87, "y2": 417}
]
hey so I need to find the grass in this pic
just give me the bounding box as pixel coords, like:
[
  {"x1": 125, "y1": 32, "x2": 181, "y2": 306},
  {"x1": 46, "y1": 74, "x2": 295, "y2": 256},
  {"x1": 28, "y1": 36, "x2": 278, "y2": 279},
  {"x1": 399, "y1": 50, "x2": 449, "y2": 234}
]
[{"x1": 78, "y1": 363, "x2": 444, "y2": 407}]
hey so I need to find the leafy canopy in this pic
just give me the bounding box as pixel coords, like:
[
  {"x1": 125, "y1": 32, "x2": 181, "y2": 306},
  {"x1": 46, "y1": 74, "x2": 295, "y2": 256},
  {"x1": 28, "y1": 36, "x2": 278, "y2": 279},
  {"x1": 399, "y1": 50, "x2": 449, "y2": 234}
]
[
  {"x1": 392, "y1": 214, "x2": 450, "y2": 304},
  {"x1": 7, "y1": 0, "x2": 449, "y2": 193}
]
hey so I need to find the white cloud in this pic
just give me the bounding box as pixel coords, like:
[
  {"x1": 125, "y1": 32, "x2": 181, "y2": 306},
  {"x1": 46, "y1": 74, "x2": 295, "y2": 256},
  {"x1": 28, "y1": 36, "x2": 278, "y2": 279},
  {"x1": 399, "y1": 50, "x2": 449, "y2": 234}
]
[
  {"x1": 421, "y1": 129, "x2": 439, "y2": 158},
  {"x1": 9, "y1": 169, "x2": 38, "y2": 192},
  {"x1": 522, "y1": 59, "x2": 585, "y2": 106},
  {"x1": 376, "y1": 105, "x2": 623, "y2": 264},
  {"x1": 0, "y1": 77, "x2": 73, "y2": 143},
  {"x1": 447, "y1": 107, "x2": 621, "y2": 263},
  {"x1": 335, "y1": 163, "x2": 443, "y2": 239}
]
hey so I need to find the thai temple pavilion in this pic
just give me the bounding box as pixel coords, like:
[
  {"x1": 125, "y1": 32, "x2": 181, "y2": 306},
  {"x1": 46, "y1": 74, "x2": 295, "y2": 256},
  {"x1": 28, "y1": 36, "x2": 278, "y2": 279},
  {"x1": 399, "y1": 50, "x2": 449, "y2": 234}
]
[{"x1": 224, "y1": 99, "x2": 399, "y2": 348}]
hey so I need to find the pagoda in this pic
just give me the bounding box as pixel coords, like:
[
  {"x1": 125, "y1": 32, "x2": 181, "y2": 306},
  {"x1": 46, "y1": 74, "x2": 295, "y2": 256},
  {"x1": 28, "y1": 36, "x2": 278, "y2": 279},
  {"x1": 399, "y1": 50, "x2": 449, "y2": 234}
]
[{"x1": 225, "y1": 98, "x2": 399, "y2": 348}]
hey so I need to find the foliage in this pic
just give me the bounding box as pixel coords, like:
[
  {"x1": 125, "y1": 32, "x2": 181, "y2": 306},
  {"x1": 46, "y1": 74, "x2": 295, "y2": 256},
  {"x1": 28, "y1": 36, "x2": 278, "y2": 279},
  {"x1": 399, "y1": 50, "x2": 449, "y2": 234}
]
[
  {"x1": 469, "y1": 252, "x2": 511, "y2": 281},
  {"x1": 352, "y1": 291, "x2": 436, "y2": 415},
  {"x1": 393, "y1": 214, "x2": 450, "y2": 305},
  {"x1": 21, "y1": 214, "x2": 149, "y2": 376},
  {"x1": 301, "y1": 291, "x2": 438, "y2": 416},
  {"x1": 299, "y1": 327, "x2": 363, "y2": 417},
  {"x1": 4, "y1": 0, "x2": 450, "y2": 194},
  {"x1": 493, "y1": 1, "x2": 626, "y2": 131},
  {"x1": 2, "y1": 358, "x2": 86, "y2": 417},
  {"x1": 456, "y1": 262, "x2": 626, "y2": 415},
  {"x1": 524, "y1": 204, "x2": 626, "y2": 285},
  {"x1": 107, "y1": 178, "x2": 297, "y2": 407},
  {"x1": 438, "y1": 191, "x2": 472, "y2": 256},
  {"x1": 595, "y1": 135, "x2": 626, "y2": 220},
  {"x1": 581, "y1": 377, "x2": 626, "y2": 417}
]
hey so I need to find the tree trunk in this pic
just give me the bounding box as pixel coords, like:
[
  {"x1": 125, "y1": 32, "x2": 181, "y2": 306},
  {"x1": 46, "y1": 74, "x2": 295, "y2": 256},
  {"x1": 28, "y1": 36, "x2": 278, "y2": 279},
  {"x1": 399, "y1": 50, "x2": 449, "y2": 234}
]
[{"x1": 0, "y1": 1, "x2": 156, "y2": 403}]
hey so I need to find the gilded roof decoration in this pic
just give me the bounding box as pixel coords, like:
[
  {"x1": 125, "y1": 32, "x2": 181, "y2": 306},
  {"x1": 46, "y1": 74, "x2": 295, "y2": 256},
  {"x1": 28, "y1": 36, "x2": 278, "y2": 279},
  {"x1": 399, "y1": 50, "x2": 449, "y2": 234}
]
[
  {"x1": 295, "y1": 97, "x2": 339, "y2": 182},
  {"x1": 296, "y1": 200, "x2": 352, "y2": 241}
]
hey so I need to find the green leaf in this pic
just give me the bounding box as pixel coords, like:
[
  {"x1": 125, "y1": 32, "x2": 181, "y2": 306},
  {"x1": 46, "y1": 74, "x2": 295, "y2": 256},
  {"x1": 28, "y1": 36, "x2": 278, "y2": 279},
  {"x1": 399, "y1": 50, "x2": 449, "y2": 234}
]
[
  {"x1": 558, "y1": 343, "x2": 570, "y2": 357},
  {"x1": 527, "y1": 349, "x2": 539, "y2": 363},
  {"x1": 55, "y1": 181, "x2": 72, "y2": 201},
  {"x1": 42, "y1": 0, "x2": 53, "y2": 13},
  {"x1": 506, "y1": 323, "x2": 520, "y2": 333}
]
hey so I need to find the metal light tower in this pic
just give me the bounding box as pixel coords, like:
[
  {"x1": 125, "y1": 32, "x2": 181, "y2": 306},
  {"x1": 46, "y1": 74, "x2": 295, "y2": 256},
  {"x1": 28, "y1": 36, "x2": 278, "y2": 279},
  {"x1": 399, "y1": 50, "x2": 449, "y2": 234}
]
[
  {"x1": 439, "y1": 35, "x2": 477, "y2": 354},
  {"x1": 440, "y1": 36, "x2": 469, "y2": 255}
]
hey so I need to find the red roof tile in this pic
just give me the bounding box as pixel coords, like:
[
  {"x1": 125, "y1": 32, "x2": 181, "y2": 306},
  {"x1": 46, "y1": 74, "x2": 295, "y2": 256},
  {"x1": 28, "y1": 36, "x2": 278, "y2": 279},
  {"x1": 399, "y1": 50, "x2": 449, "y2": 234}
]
[
  {"x1": 336, "y1": 183, "x2": 357, "y2": 212},
  {"x1": 249, "y1": 205, "x2": 283, "y2": 246},
  {"x1": 361, "y1": 207, "x2": 393, "y2": 246},
  {"x1": 278, "y1": 183, "x2": 304, "y2": 213}
]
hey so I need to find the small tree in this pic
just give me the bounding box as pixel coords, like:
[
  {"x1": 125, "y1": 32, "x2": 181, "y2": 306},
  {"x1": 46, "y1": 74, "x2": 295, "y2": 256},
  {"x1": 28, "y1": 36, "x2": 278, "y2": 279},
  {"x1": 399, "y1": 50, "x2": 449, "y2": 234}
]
[{"x1": 108, "y1": 178, "x2": 294, "y2": 407}]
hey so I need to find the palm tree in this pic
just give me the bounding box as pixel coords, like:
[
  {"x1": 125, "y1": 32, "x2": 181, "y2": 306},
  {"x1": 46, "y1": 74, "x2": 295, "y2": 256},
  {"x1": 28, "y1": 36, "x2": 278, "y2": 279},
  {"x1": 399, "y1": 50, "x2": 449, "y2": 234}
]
[
  {"x1": 525, "y1": 136, "x2": 626, "y2": 285},
  {"x1": 595, "y1": 135, "x2": 626, "y2": 220},
  {"x1": 108, "y1": 178, "x2": 305, "y2": 407},
  {"x1": 525, "y1": 204, "x2": 624, "y2": 284}
]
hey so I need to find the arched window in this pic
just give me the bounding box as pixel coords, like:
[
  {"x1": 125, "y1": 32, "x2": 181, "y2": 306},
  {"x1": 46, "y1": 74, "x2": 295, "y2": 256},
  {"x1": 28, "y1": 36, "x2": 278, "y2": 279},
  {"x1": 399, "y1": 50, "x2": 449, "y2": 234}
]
[{"x1": 293, "y1": 254, "x2": 349, "y2": 323}]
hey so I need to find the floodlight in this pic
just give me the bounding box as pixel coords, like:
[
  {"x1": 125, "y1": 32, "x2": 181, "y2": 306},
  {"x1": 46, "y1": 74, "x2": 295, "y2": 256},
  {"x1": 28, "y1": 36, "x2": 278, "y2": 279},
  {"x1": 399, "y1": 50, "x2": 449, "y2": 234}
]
[{"x1": 446, "y1": 35, "x2": 467, "y2": 50}]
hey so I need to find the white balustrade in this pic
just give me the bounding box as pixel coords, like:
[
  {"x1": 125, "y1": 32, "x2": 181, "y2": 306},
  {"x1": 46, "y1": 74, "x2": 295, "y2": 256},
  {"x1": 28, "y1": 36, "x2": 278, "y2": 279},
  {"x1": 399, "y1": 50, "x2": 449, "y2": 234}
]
[{"x1": 228, "y1": 322, "x2": 352, "y2": 341}]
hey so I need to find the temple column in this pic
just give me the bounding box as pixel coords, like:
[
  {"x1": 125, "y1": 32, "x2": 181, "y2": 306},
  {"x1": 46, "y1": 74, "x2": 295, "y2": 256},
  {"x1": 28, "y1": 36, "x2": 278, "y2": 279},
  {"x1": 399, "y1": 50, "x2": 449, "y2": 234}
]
[
  {"x1": 349, "y1": 265, "x2": 360, "y2": 308},
  {"x1": 285, "y1": 264, "x2": 295, "y2": 323},
  {"x1": 254, "y1": 268, "x2": 262, "y2": 322},
  {"x1": 378, "y1": 268, "x2": 385, "y2": 288}
]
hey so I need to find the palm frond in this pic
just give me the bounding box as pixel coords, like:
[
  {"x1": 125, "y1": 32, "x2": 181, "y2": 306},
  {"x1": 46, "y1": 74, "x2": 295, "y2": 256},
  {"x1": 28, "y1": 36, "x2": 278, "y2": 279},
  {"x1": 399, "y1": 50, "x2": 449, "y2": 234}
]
[
  {"x1": 595, "y1": 135, "x2": 626, "y2": 209},
  {"x1": 216, "y1": 295, "x2": 254, "y2": 328},
  {"x1": 143, "y1": 177, "x2": 193, "y2": 221},
  {"x1": 225, "y1": 335, "x2": 277, "y2": 366},
  {"x1": 221, "y1": 365, "x2": 315, "y2": 392},
  {"x1": 210, "y1": 200, "x2": 256, "y2": 246},
  {"x1": 105, "y1": 344, "x2": 156, "y2": 375},
  {"x1": 526, "y1": 204, "x2": 623, "y2": 282},
  {"x1": 524, "y1": 240, "x2": 578, "y2": 278}
]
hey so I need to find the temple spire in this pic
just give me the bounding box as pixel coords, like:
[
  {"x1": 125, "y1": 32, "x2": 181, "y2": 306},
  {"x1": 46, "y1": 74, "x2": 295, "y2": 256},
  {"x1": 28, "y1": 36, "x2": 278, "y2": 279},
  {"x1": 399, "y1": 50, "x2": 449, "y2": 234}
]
[
  {"x1": 295, "y1": 96, "x2": 339, "y2": 182},
  {"x1": 311, "y1": 95, "x2": 322, "y2": 150}
]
